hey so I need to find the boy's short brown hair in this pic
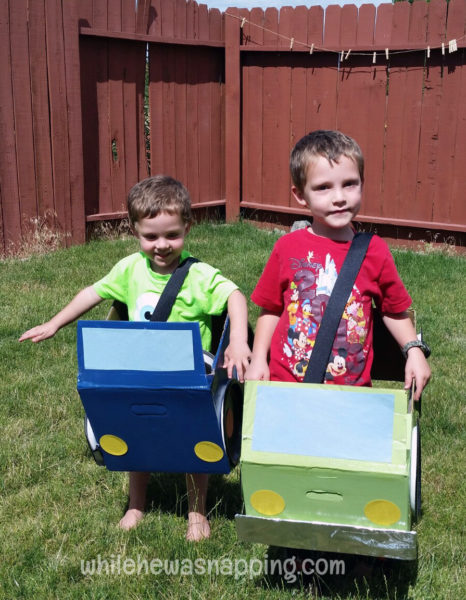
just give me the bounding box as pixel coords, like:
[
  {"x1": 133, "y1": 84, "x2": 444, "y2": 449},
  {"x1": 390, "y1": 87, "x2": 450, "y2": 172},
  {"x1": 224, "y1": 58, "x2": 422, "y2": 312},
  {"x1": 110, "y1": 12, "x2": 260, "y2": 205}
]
[
  {"x1": 290, "y1": 130, "x2": 364, "y2": 193},
  {"x1": 127, "y1": 175, "x2": 192, "y2": 226}
]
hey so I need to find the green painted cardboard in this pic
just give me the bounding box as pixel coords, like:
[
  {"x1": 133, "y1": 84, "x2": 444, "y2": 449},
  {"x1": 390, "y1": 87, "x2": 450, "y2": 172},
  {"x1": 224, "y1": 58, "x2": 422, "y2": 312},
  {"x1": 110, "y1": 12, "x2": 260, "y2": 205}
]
[{"x1": 241, "y1": 381, "x2": 413, "y2": 531}]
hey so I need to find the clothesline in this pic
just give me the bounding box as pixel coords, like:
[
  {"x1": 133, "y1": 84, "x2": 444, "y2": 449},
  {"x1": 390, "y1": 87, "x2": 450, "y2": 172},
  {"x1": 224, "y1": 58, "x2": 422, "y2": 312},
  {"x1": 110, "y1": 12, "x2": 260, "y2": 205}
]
[{"x1": 225, "y1": 11, "x2": 464, "y2": 62}]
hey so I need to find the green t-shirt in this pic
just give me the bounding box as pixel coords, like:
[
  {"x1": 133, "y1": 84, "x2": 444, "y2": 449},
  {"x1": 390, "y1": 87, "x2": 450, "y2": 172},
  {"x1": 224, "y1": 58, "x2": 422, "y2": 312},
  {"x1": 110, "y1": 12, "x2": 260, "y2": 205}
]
[{"x1": 93, "y1": 251, "x2": 238, "y2": 351}]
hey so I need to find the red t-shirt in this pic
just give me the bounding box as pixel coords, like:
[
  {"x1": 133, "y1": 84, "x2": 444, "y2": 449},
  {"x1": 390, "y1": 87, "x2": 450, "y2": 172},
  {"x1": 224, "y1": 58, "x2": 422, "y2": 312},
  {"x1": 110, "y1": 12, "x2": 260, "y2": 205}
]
[{"x1": 251, "y1": 229, "x2": 411, "y2": 386}]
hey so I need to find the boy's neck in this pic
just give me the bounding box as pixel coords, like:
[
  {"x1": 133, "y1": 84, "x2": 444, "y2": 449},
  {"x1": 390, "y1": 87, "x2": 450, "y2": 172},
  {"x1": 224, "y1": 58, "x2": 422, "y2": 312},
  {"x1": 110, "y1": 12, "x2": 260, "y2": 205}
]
[{"x1": 308, "y1": 222, "x2": 355, "y2": 242}]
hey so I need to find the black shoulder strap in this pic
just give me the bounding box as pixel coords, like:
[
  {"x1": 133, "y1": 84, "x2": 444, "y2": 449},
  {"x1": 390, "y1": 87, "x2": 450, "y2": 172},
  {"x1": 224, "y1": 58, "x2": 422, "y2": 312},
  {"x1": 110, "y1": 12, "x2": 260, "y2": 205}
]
[
  {"x1": 149, "y1": 256, "x2": 199, "y2": 322},
  {"x1": 303, "y1": 232, "x2": 374, "y2": 384}
]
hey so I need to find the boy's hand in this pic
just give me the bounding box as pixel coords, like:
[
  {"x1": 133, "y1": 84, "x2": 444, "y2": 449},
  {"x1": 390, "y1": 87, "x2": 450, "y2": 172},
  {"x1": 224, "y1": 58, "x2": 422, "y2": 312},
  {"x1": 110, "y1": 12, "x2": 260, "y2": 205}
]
[
  {"x1": 19, "y1": 321, "x2": 59, "y2": 343},
  {"x1": 404, "y1": 347, "x2": 431, "y2": 401},
  {"x1": 223, "y1": 340, "x2": 252, "y2": 383},
  {"x1": 244, "y1": 356, "x2": 270, "y2": 381}
]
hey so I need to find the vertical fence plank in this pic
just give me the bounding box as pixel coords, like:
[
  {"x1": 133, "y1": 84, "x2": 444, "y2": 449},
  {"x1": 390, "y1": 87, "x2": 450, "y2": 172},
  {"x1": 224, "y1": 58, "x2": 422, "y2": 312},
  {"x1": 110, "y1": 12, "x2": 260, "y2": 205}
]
[
  {"x1": 62, "y1": 0, "x2": 86, "y2": 243},
  {"x1": 0, "y1": 0, "x2": 21, "y2": 251},
  {"x1": 95, "y1": 36, "x2": 113, "y2": 213},
  {"x1": 149, "y1": 44, "x2": 164, "y2": 176},
  {"x1": 305, "y1": 6, "x2": 324, "y2": 134},
  {"x1": 242, "y1": 8, "x2": 263, "y2": 207},
  {"x1": 175, "y1": 0, "x2": 187, "y2": 38},
  {"x1": 10, "y1": 0, "x2": 38, "y2": 238},
  {"x1": 198, "y1": 3, "x2": 209, "y2": 40},
  {"x1": 197, "y1": 6, "x2": 211, "y2": 202},
  {"x1": 290, "y1": 6, "x2": 309, "y2": 148},
  {"x1": 225, "y1": 7, "x2": 241, "y2": 219},
  {"x1": 392, "y1": 0, "x2": 427, "y2": 225},
  {"x1": 174, "y1": 44, "x2": 188, "y2": 191},
  {"x1": 415, "y1": 0, "x2": 448, "y2": 223},
  {"x1": 432, "y1": 0, "x2": 465, "y2": 227},
  {"x1": 261, "y1": 8, "x2": 284, "y2": 208},
  {"x1": 147, "y1": 0, "x2": 161, "y2": 36},
  {"x1": 108, "y1": 0, "x2": 122, "y2": 31},
  {"x1": 80, "y1": 37, "x2": 100, "y2": 217},
  {"x1": 160, "y1": 1, "x2": 176, "y2": 177},
  {"x1": 447, "y1": 0, "x2": 466, "y2": 228},
  {"x1": 209, "y1": 9, "x2": 224, "y2": 203},
  {"x1": 357, "y1": 4, "x2": 391, "y2": 220},
  {"x1": 278, "y1": 5, "x2": 293, "y2": 48},
  {"x1": 122, "y1": 0, "x2": 136, "y2": 33},
  {"x1": 335, "y1": 3, "x2": 358, "y2": 136},
  {"x1": 93, "y1": 0, "x2": 108, "y2": 29},
  {"x1": 109, "y1": 39, "x2": 129, "y2": 213},
  {"x1": 173, "y1": 1, "x2": 188, "y2": 193},
  {"x1": 186, "y1": 0, "x2": 198, "y2": 41},
  {"x1": 29, "y1": 0, "x2": 54, "y2": 224},
  {"x1": 380, "y1": 1, "x2": 411, "y2": 221},
  {"x1": 46, "y1": 0, "x2": 72, "y2": 237},
  {"x1": 185, "y1": 1, "x2": 200, "y2": 202},
  {"x1": 136, "y1": 0, "x2": 151, "y2": 34},
  {"x1": 308, "y1": 5, "x2": 338, "y2": 131}
]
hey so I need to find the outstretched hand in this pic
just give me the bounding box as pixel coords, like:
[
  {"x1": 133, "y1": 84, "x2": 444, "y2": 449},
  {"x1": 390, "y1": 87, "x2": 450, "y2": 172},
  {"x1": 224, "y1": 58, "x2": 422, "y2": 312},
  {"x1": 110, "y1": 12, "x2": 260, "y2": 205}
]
[{"x1": 19, "y1": 321, "x2": 58, "y2": 343}]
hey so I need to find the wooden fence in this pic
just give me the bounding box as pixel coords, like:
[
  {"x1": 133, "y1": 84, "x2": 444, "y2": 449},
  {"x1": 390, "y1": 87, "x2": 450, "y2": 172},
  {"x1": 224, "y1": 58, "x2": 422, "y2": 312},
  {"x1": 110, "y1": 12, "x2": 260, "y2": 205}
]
[{"x1": 0, "y1": 0, "x2": 465, "y2": 255}]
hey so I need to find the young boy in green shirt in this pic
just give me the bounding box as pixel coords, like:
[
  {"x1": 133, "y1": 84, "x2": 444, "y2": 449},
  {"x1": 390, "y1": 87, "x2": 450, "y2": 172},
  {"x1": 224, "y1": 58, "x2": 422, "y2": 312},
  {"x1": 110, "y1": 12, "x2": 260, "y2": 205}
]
[{"x1": 20, "y1": 175, "x2": 251, "y2": 541}]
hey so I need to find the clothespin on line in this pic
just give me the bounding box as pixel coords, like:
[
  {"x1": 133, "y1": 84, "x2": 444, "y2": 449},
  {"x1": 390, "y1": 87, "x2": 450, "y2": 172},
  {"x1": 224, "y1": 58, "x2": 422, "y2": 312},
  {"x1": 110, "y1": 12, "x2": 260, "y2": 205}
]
[
  {"x1": 449, "y1": 39, "x2": 458, "y2": 53},
  {"x1": 240, "y1": 17, "x2": 246, "y2": 29},
  {"x1": 345, "y1": 49, "x2": 351, "y2": 60},
  {"x1": 290, "y1": 37, "x2": 294, "y2": 50},
  {"x1": 385, "y1": 48, "x2": 389, "y2": 60},
  {"x1": 310, "y1": 43, "x2": 314, "y2": 55},
  {"x1": 373, "y1": 51, "x2": 377, "y2": 64}
]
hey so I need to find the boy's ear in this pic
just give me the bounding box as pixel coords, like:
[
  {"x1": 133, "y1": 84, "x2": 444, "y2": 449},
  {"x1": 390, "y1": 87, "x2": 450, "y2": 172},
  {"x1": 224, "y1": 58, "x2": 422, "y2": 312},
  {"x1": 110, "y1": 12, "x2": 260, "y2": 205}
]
[{"x1": 291, "y1": 185, "x2": 308, "y2": 208}]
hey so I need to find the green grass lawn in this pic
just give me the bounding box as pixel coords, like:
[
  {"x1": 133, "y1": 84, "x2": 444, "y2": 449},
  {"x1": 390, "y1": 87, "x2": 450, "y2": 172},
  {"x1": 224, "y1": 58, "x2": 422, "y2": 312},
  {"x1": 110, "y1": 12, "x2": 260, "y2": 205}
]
[{"x1": 1, "y1": 222, "x2": 465, "y2": 599}]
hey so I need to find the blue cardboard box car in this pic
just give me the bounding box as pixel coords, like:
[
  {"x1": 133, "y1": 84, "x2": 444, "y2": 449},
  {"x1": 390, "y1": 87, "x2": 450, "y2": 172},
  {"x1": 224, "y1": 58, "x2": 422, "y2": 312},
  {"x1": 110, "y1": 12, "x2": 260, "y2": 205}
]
[{"x1": 77, "y1": 317, "x2": 242, "y2": 474}]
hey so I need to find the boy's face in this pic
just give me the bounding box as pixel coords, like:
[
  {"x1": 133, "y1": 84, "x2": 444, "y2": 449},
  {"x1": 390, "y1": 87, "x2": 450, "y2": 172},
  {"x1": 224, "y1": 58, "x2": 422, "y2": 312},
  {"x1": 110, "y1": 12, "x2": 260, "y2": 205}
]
[
  {"x1": 292, "y1": 155, "x2": 362, "y2": 240},
  {"x1": 133, "y1": 211, "x2": 190, "y2": 274}
]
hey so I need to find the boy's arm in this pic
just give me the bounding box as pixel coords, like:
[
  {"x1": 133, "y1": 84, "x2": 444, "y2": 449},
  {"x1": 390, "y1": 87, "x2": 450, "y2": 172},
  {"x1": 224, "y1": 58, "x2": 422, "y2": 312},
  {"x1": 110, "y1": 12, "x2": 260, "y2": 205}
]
[
  {"x1": 382, "y1": 311, "x2": 431, "y2": 401},
  {"x1": 244, "y1": 308, "x2": 280, "y2": 381},
  {"x1": 222, "y1": 289, "x2": 251, "y2": 382},
  {"x1": 19, "y1": 286, "x2": 103, "y2": 343}
]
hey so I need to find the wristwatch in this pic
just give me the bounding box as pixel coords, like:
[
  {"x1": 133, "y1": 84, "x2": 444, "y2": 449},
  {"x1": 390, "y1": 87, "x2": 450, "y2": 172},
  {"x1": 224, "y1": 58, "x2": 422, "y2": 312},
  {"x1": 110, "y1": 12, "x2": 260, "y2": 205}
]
[{"x1": 401, "y1": 340, "x2": 431, "y2": 359}]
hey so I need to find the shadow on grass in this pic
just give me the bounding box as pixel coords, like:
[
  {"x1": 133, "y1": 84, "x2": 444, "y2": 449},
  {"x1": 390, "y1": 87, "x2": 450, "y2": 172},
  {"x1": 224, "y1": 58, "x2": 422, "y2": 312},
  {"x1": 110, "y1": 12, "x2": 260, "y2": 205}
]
[{"x1": 258, "y1": 546, "x2": 418, "y2": 599}]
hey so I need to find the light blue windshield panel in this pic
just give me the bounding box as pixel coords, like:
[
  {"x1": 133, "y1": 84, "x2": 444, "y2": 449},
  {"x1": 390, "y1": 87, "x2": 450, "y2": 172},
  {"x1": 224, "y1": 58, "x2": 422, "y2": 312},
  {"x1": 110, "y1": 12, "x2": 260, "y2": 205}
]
[
  {"x1": 82, "y1": 327, "x2": 195, "y2": 372},
  {"x1": 252, "y1": 386, "x2": 395, "y2": 463}
]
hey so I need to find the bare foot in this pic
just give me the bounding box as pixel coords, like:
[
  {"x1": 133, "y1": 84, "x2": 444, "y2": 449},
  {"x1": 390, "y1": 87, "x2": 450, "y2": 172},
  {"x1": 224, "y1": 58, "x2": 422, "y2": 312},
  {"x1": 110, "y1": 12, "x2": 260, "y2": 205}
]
[
  {"x1": 119, "y1": 508, "x2": 144, "y2": 531},
  {"x1": 186, "y1": 511, "x2": 210, "y2": 541}
]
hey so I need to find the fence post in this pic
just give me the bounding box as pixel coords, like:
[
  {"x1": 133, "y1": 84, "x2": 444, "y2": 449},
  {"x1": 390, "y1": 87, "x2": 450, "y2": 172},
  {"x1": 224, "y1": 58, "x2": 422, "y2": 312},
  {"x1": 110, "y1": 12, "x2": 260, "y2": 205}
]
[{"x1": 224, "y1": 9, "x2": 241, "y2": 222}]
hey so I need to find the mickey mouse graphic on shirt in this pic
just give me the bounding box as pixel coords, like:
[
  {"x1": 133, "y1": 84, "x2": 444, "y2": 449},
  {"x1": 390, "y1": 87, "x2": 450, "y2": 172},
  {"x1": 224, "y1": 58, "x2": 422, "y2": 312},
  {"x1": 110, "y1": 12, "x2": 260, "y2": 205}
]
[{"x1": 282, "y1": 251, "x2": 370, "y2": 384}]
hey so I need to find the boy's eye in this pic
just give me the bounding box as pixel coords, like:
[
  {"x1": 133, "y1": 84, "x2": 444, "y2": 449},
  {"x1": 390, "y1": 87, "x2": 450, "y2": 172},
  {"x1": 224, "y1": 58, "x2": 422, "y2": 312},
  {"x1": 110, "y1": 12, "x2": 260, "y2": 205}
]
[
  {"x1": 344, "y1": 180, "x2": 360, "y2": 187},
  {"x1": 314, "y1": 184, "x2": 329, "y2": 191}
]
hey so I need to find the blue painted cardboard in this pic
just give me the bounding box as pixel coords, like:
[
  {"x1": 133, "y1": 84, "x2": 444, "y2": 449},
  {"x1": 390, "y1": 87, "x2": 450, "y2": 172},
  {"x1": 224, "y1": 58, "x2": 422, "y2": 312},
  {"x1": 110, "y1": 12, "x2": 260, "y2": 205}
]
[{"x1": 77, "y1": 320, "x2": 235, "y2": 473}]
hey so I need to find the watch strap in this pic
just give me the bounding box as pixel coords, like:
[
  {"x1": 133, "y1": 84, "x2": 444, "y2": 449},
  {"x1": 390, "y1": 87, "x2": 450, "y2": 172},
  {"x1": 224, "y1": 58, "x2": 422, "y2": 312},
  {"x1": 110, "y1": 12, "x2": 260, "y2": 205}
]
[{"x1": 402, "y1": 340, "x2": 431, "y2": 359}]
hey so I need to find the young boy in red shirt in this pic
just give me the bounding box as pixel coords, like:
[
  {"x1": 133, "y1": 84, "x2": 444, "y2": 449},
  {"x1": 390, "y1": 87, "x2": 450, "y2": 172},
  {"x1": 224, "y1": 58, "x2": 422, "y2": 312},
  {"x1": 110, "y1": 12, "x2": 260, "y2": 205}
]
[{"x1": 245, "y1": 130, "x2": 430, "y2": 400}]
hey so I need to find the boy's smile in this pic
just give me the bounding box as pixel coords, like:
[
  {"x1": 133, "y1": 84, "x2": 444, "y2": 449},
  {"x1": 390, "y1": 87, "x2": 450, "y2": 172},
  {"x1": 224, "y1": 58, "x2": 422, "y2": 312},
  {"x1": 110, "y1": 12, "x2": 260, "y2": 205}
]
[
  {"x1": 133, "y1": 212, "x2": 190, "y2": 274},
  {"x1": 292, "y1": 155, "x2": 362, "y2": 241}
]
